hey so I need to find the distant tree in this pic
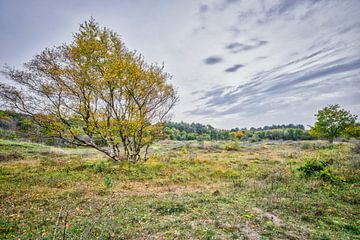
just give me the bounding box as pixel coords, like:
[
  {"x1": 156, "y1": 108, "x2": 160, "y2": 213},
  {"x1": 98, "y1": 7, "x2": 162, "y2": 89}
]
[
  {"x1": 254, "y1": 124, "x2": 304, "y2": 131},
  {"x1": 165, "y1": 121, "x2": 232, "y2": 141},
  {"x1": 230, "y1": 130, "x2": 244, "y2": 140},
  {"x1": 164, "y1": 121, "x2": 310, "y2": 142},
  {"x1": 0, "y1": 19, "x2": 178, "y2": 162},
  {"x1": 197, "y1": 134, "x2": 211, "y2": 141},
  {"x1": 310, "y1": 104, "x2": 357, "y2": 143},
  {"x1": 230, "y1": 127, "x2": 239, "y2": 132},
  {"x1": 344, "y1": 123, "x2": 360, "y2": 139}
]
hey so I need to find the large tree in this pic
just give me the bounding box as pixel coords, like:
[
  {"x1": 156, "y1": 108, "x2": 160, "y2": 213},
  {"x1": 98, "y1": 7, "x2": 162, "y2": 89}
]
[
  {"x1": 0, "y1": 19, "x2": 178, "y2": 162},
  {"x1": 310, "y1": 104, "x2": 357, "y2": 143}
]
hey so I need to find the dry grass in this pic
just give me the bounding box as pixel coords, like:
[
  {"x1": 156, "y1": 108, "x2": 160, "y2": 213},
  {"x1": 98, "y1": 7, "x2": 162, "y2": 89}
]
[{"x1": 0, "y1": 139, "x2": 359, "y2": 239}]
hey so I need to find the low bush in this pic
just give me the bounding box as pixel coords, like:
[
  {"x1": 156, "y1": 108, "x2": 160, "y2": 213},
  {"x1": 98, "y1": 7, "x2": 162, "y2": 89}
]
[
  {"x1": 225, "y1": 141, "x2": 240, "y2": 151},
  {"x1": 318, "y1": 168, "x2": 343, "y2": 183},
  {"x1": 298, "y1": 157, "x2": 342, "y2": 183},
  {"x1": 298, "y1": 158, "x2": 328, "y2": 177}
]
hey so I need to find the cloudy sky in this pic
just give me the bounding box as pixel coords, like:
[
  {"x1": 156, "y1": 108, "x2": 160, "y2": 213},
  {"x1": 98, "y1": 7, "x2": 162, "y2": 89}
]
[{"x1": 1, "y1": 0, "x2": 359, "y2": 129}]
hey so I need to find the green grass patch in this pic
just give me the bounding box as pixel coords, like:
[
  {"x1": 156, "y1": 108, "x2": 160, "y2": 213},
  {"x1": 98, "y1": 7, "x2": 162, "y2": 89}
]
[{"x1": 0, "y1": 139, "x2": 359, "y2": 239}]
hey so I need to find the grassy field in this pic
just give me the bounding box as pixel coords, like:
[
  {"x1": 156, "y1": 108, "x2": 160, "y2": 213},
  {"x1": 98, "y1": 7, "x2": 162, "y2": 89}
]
[{"x1": 0, "y1": 139, "x2": 359, "y2": 239}]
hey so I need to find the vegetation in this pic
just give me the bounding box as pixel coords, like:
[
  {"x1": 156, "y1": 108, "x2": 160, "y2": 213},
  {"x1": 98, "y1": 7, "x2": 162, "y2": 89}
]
[
  {"x1": 165, "y1": 121, "x2": 312, "y2": 141},
  {"x1": 232, "y1": 123, "x2": 306, "y2": 131},
  {"x1": 0, "y1": 112, "x2": 315, "y2": 143},
  {"x1": 1, "y1": 139, "x2": 359, "y2": 239},
  {"x1": 0, "y1": 19, "x2": 178, "y2": 162},
  {"x1": 0, "y1": 16, "x2": 359, "y2": 239},
  {"x1": 165, "y1": 122, "x2": 231, "y2": 141},
  {"x1": 310, "y1": 104, "x2": 357, "y2": 143},
  {"x1": 0, "y1": 110, "x2": 61, "y2": 144},
  {"x1": 242, "y1": 128, "x2": 312, "y2": 142}
]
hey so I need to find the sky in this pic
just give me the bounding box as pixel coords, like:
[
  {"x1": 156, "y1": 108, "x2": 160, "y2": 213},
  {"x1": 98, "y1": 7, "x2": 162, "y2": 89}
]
[{"x1": 0, "y1": 0, "x2": 359, "y2": 129}]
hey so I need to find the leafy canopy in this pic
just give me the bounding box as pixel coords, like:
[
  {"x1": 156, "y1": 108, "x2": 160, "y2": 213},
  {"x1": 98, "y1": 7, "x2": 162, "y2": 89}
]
[
  {"x1": 0, "y1": 19, "x2": 178, "y2": 162},
  {"x1": 310, "y1": 104, "x2": 357, "y2": 142}
]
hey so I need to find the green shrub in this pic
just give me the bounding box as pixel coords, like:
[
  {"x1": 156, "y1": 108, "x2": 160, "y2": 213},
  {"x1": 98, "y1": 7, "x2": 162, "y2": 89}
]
[
  {"x1": 298, "y1": 157, "x2": 342, "y2": 183},
  {"x1": 225, "y1": 141, "x2": 240, "y2": 151},
  {"x1": 319, "y1": 168, "x2": 340, "y2": 183},
  {"x1": 298, "y1": 158, "x2": 328, "y2": 177}
]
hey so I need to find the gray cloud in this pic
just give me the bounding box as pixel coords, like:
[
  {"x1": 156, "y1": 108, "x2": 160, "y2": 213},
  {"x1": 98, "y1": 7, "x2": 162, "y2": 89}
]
[
  {"x1": 337, "y1": 22, "x2": 360, "y2": 34},
  {"x1": 265, "y1": 0, "x2": 299, "y2": 17},
  {"x1": 255, "y1": 56, "x2": 267, "y2": 60},
  {"x1": 1, "y1": 0, "x2": 359, "y2": 128},
  {"x1": 203, "y1": 56, "x2": 223, "y2": 64},
  {"x1": 190, "y1": 0, "x2": 360, "y2": 127},
  {"x1": 222, "y1": 76, "x2": 359, "y2": 118},
  {"x1": 198, "y1": 4, "x2": 209, "y2": 14},
  {"x1": 225, "y1": 64, "x2": 244, "y2": 72},
  {"x1": 238, "y1": 0, "x2": 322, "y2": 26},
  {"x1": 216, "y1": 0, "x2": 241, "y2": 11},
  {"x1": 225, "y1": 39, "x2": 267, "y2": 53},
  {"x1": 197, "y1": 86, "x2": 231, "y2": 101},
  {"x1": 190, "y1": 55, "x2": 360, "y2": 118}
]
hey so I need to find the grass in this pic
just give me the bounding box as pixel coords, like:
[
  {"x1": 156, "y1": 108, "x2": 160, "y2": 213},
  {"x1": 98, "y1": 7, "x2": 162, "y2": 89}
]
[{"x1": 0, "y1": 139, "x2": 359, "y2": 239}]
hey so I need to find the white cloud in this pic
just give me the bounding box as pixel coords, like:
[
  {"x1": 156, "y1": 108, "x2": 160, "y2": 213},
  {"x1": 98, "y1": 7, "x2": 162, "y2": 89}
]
[{"x1": 0, "y1": 0, "x2": 359, "y2": 128}]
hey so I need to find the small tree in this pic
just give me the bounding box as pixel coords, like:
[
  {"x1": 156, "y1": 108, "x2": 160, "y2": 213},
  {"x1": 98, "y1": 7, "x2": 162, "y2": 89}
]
[
  {"x1": 230, "y1": 130, "x2": 244, "y2": 140},
  {"x1": 0, "y1": 19, "x2": 178, "y2": 162},
  {"x1": 310, "y1": 104, "x2": 357, "y2": 143},
  {"x1": 344, "y1": 124, "x2": 360, "y2": 139}
]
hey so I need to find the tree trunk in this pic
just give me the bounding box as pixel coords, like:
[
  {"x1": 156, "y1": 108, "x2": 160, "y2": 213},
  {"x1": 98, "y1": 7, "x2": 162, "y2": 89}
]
[{"x1": 144, "y1": 144, "x2": 150, "y2": 161}]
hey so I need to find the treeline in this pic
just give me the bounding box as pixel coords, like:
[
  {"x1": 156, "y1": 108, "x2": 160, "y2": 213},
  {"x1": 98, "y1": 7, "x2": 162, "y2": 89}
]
[
  {"x1": 164, "y1": 121, "x2": 311, "y2": 141},
  {"x1": 0, "y1": 110, "x2": 61, "y2": 144},
  {"x1": 231, "y1": 123, "x2": 305, "y2": 132},
  {"x1": 0, "y1": 110, "x2": 313, "y2": 143},
  {"x1": 0, "y1": 110, "x2": 37, "y2": 139},
  {"x1": 241, "y1": 128, "x2": 312, "y2": 142},
  {"x1": 164, "y1": 122, "x2": 231, "y2": 141}
]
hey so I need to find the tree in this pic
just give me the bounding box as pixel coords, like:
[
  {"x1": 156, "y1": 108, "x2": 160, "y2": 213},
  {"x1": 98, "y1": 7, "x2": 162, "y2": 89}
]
[
  {"x1": 230, "y1": 130, "x2": 244, "y2": 140},
  {"x1": 310, "y1": 104, "x2": 357, "y2": 143},
  {"x1": 0, "y1": 19, "x2": 178, "y2": 162},
  {"x1": 344, "y1": 123, "x2": 360, "y2": 139}
]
